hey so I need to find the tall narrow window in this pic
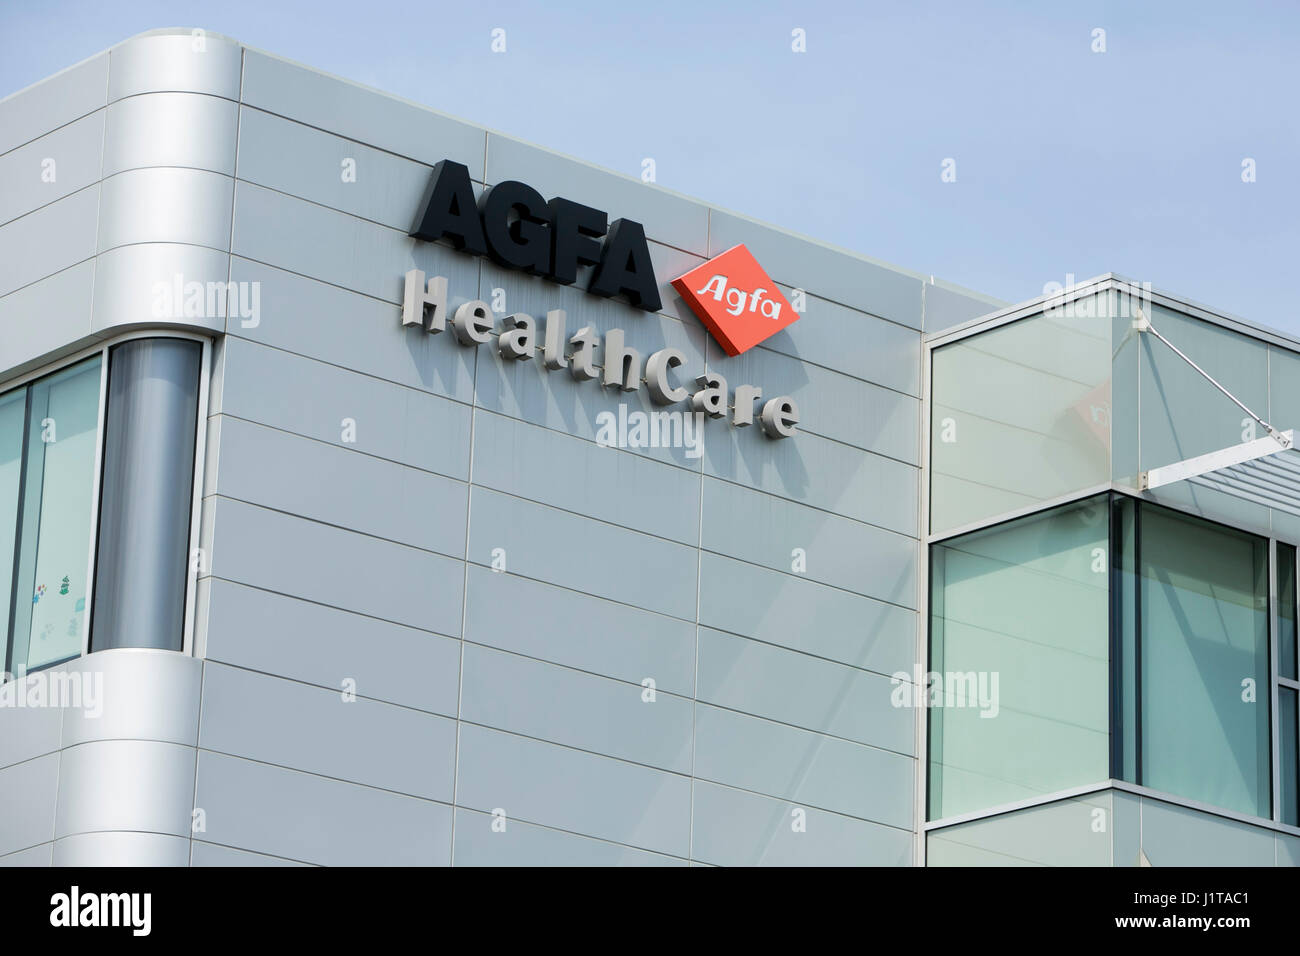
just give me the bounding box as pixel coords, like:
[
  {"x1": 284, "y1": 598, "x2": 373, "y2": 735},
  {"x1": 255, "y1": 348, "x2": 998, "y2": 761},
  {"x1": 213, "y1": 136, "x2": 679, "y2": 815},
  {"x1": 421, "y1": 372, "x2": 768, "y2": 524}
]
[
  {"x1": 90, "y1": 338, "x2": 202, "y2": 652},
  {"x1": 1117, "y1": 500, "x2": 1271, "y2": 818},
  {"x1": 1281, "y1": 687, "x2": 1298, "y2": 827},
  {"x1": 1281, "y1": 544, "x2": 1298, "y2": 683},
  {"x1": 2, "y1": 357, "x2": 102, "y2": 678},
  {"x1": 1279, "y1": 543, "x2": 1299, "y2": 826},
  {"x1": 0, "y1": 388, "x2": 27, "y2": 672},
  {"x1": 929, "y1": 495, "x2": 1111, "y2": 820}
]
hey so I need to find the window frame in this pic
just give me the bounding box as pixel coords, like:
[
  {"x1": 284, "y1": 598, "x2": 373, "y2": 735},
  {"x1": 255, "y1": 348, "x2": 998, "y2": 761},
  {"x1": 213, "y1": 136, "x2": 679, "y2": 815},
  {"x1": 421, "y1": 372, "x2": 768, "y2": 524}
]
[
  {"x1": 926, "y1": 488, "x2": 1298, "y2": 830},
  {"x1": 1273, "y1": 540, "x2": 1300, "y2": 826},
  {"x1": 0, "y1": 330, "x2": 211, "y2": 680},
  {"x1": 1109, "y1": 493, "x2": 1274, "y2": 820}
]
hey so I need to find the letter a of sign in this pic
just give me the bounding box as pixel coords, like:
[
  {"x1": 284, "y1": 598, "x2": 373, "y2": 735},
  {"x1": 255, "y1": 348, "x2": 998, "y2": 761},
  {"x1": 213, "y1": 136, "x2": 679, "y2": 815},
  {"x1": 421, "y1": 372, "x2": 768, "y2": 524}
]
[{"x1": 671, "y1": 245, "x2": 799, "y2": 356}]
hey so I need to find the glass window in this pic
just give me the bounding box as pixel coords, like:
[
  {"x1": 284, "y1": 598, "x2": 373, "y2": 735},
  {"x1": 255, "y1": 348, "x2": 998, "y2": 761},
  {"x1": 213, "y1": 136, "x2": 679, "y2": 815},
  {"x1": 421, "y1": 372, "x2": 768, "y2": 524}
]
[
  {"x1": 90, "y1": 338, "x2": 203, "y2": 652},
  {"x1": 0, "y1": 389, "x2": 25, "y2": 666},
  {"x1": 2, "y1": 356, "x2": 102, "y2": 678},
  {"x1": 1281, "y1": 687, "x2": 1298, "y2": 827},
  {"x1": 1117, "y1": 500, "x2": 1271, "y2": 819},
  {"x1": 929, "y1": 294, "x2": 1113, "y2": 535},
  {"x1": 1280, "y1": 543, "x2": 1298, "y2": 682},
  {"x1": 929, "y1": 495, "x2": 1111, "y2": 820}
]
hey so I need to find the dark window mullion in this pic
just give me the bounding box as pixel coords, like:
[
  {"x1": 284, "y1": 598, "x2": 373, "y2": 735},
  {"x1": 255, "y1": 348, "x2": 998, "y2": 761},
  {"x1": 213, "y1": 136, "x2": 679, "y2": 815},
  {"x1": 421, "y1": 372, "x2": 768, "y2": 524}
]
[{"x1": 3, "y1": 386, "x2": 32, "y2": 677}]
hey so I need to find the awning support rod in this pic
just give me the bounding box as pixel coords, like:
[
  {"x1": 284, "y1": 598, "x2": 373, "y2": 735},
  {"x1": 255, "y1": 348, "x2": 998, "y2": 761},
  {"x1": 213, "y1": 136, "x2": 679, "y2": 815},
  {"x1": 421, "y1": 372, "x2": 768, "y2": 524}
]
[{"x1": 1135, "y1": 307, "x2": 1290, "y2": 447}]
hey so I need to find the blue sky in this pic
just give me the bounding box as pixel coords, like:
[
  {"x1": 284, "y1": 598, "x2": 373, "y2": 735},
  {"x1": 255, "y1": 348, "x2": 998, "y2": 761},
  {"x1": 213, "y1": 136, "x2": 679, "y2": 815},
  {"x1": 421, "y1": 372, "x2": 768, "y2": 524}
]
[{"x1": 3, "y1": 1, "x2": 1297, "y2": 331}]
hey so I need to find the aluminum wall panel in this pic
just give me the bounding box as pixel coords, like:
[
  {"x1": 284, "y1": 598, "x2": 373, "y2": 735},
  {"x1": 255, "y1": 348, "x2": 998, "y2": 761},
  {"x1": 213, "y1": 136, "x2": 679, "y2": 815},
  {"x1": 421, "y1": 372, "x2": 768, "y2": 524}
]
[
  {"x1": 462, "y1": 565, "x2": 696, "y2": 696},
  {"x1": 97, "y1": 167, "x2": 233, "y2": 253},
  {"x1": 0, "y1": 185, "x2": 98, "y2": 298},
  {"x1": 696, "y1": 627, "x2": 913, "y2": 754},
  {"x1": 0, "y1": 843, "x2": 53, "y2": 866},
  {"x1": 0, "y1": 260, "x2": 95, "y2": 379},
  {"x1": 90, "y1": 242, "x2": 230, "y2": 336},
  {"x1": 52, "y1": 832, "x2": 190, "y2": 867},
  {"x1": 107, "y1": 30, "x2": 243, "y2": 102},
  {"x1": 198, "y1": 663, "x2": 456, "y2": 801},
  {"x1": 454, "y1": 722, "x2": 692, "y2": 858},
  {"x1": 471, "y1": 408, "x2": 701, "y2": 546},
  {"x1": 697, "y1": 551, "x2": 914, "y2": 676},
  {"x1": 713, "y1": 342, "x2": 919, "y2": 460},
  {"x1": 704, "y1": 425, "x2": 918, "y2": 537},
  {"x1": 460, "y1": 643, "x2": 693, "y2": 774},
  {"x1": 0, "y1": 53, "x2": 107, "y2": 155},
  {"x1": 231, "y1": 180, "x2": 483, "y2": 306},
  {"x1": 226, "y1": 257, "x2": 477, "y2": 402},
  {"x1": 198, "y1": 578, "x2": 461, "y2": 714},
  {"x1": 0, "y1": 112, "x2": 104, "y2": 227},
  {"x1": 202, "y1": 496, "x2": 465, "y2": 636},
  {"x1": 236, "y1": 105, "x2": 443, "y2": 231},
  {"x1": 194, "y1": 751, "x2": 453, "y2": 866},
  {"x1": 484, "y1": 133, "x2": 709, "y2": 257},
  {"x1": 190, "y1": 841, "x2": 312, "y2": 866},
  {"x1": 465, "y1": 486, "x2": 698, "y2": 622},
  {"x1": 212, "y1": 414, "x2": 469, "y2": 556},
  {"x1": 452, "y1": 808, "x2": 685, "y2": 866},
  {"x1": 691, "y1": 780, "x2": 912, "y2": 867},
  {"x1": 699, "y1": 478, "x2": 917, "y2": 606},
  {"x1": 54, "y1": 740, "x2": 196, "y2": 839},
  {"x1": 102, "y1": 92, "x2": 239, "y2": 177},
  {"x1": 0, "y1": 754, "x2": 59, "y2": 857},
  {"x1": 216, "y1": 336, "x2": 473, "y2": 480},
  {"x1": 240, "y1": 50, "x2": 488, "y2": 179},
  {"x1": 693, "y1": 703, "x2": 914, "y2": 829},
  {"x1": 0, "y1": 677, "x2": 64, "y2": 771},
  {"x1": 763, "y1": 285, "x2": 922, "y2": 394}
]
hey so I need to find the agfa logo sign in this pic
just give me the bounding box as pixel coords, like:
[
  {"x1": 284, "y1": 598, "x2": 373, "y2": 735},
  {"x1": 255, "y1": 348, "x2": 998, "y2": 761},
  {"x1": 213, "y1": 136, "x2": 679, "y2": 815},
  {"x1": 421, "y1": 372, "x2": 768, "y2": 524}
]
[
  {"x1": 671, "y1": 245, "x2": 798, "y2": 356},
  {"x1": 410, "y1": 160, "x2": 661, "y2": 312}
]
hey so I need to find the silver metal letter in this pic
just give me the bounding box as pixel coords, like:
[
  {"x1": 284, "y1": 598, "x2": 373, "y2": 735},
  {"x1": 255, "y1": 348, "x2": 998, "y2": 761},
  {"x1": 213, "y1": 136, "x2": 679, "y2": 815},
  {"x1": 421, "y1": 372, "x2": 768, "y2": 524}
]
[
  {"x1": 498, "y1": 313, "x2": 537, "y2": 360},
  {"x1": 451, "y1": 300, "x2": 494, "y2": 345},
  {"x1": 645, "y1": 348, "x2": 688, "y2": 405},
  {"x1": 601, "y1": 328, "x2": 642, "y2": 392},
  {"x1": 759, "y1": 397, "x2": 799, "y2": 438},
  {"x1": 402, "y1": 270, "x2": 448, "y2": 332},
  {"x1": 543, "y1": 309, "x2": 568, "y2": 369},
  {"x1": 569, "y1": 327, "x2": 599, "y2": 381},
  {"x1": 732, "y1": 384, "x2": 762, "y2": 427},
  {"x1": 691, "y1": 371, "x2": 727, "y2": 419}
]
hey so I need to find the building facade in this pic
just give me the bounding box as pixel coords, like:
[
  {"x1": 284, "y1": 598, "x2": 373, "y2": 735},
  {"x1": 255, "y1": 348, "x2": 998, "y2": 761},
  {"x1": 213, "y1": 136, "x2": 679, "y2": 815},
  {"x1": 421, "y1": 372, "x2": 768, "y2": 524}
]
[{"x1": 0, "y1": 28, "x2": 1295, "y2": 866}]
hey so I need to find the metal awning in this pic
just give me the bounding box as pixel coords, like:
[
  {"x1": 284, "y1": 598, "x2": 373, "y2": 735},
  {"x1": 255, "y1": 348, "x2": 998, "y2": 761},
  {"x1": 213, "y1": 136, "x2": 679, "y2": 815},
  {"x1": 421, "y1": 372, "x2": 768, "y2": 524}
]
[
  {"x1": 1140, "y1": 431, "x2": 1300, "y2": 515},
  {"x1": 1135, "y1": 308, "x2": 1300, "y2": 514}
]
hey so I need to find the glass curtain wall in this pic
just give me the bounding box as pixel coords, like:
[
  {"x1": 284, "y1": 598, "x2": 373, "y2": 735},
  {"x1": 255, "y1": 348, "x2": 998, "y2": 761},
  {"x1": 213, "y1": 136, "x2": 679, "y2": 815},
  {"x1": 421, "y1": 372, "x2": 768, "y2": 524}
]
[
  {"x1": 1277, "y1": 542, "x2": 1299, "y2": 826},
  {"x1": 929, "y1": 495, "x2": 1111, "y2": 820},
  {"x1": 1114, "y1": 498, "x2": 1271, "y2": 819},
  {"x1": 932, "y1": 492, "x2": 1279, "y2": 824},
  {"x1": 1, "y1": 337, "x2": 204, "y2": 680},
  {"x1": 1, "y1": 357, "x2": 102, "y2": 678}
]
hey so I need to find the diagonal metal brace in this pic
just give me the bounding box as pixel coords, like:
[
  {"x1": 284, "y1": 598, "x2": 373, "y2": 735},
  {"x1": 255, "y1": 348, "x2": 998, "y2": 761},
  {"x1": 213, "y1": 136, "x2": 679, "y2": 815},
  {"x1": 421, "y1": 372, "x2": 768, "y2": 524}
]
[{"x1": 1134, "y1": 307, "x2": 1291, "y2": 448}]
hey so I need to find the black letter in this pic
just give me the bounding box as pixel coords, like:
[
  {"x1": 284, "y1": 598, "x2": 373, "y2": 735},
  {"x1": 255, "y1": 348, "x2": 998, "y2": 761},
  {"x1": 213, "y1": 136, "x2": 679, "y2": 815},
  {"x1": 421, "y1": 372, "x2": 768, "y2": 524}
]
[
  {"x1": 589, "y1": 218, "x2": 662, "y2": 311},
  {"x1": 410, "y1": 160, "x2": 486, "y2": 256},
  {"x1": 548, "y1": 198, "x2": 607, "y2": 284},
  {"x1": 479, "y1": 181, "x2": 551, "y2": 273}
]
